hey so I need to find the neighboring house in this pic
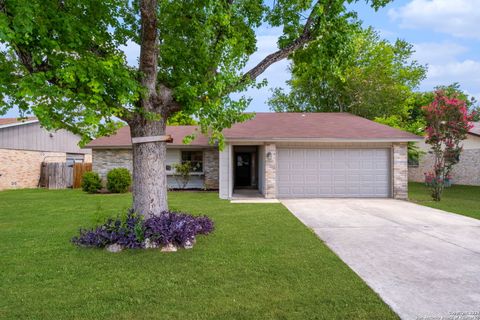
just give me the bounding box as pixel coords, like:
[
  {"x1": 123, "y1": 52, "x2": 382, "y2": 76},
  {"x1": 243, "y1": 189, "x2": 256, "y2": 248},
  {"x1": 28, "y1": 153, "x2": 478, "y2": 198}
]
[
  {"x1": 87, "y1": 113, "x2": 421, "y2": 199},
  {"x1": 0, "y1": 117, "x2": 91, "y2": 190},
  {"x1": 409, "y1": 121, "x2": 480, "y2": 186}
]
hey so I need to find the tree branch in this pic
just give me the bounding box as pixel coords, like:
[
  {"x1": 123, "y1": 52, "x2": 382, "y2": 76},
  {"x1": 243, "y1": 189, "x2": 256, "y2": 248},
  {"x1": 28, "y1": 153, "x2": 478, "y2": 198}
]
[
  {"x1": 139, "y1": 0, "x2": 159, "y2": 111},
  {"x1": 241, "y1": 0, "x2": 323, "y2": 83}
]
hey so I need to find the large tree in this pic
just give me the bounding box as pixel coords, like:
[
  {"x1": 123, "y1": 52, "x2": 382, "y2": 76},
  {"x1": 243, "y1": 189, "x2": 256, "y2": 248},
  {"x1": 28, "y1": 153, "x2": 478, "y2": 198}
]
[
  {"x1": 0, "y1": 0, "x2": 391, "y2": 217},
  {"x1": 269, "y1": 26, "x2": 426, "y2": 119}
]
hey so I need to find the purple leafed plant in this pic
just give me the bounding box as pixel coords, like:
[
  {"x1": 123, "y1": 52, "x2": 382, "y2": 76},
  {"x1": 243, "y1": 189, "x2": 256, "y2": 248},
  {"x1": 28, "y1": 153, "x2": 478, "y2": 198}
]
[
  {"x1": 72, "y1": 210, "x2": 214, "y2": 249},
  {"x1": 144, "y1": 212, "x2": 214, "y2": 247}
]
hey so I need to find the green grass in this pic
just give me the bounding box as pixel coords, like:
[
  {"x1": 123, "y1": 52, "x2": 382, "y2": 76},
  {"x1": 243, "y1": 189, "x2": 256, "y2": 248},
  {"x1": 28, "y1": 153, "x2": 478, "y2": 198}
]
[
  {"x1": 0, "y1": 189, "x2": 397, "y2": 320},
  {"x1": 409, "y1": 182, "x2": 480, "y2": 220}
]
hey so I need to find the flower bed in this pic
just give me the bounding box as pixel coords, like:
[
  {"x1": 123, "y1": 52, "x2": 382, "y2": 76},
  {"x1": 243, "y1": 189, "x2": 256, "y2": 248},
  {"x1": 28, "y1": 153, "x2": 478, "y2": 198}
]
[{"x1": 72, "y1": 210, "x2": 214, "y2": 252}]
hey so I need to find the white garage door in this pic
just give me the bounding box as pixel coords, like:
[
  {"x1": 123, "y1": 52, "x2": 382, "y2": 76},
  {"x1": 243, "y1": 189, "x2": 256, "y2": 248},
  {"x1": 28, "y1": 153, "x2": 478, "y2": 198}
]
[{"x1": 277, "y1": 148, "x2": 391, "y2": 198}]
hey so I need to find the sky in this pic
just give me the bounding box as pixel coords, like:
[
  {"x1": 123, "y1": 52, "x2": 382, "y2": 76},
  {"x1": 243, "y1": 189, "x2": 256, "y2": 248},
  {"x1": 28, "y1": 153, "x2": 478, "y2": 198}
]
[
  {"x1": 4, "y1": 0, "x2": 480, "y2": 117},
  {"x1": 242, "y1": 0, "x2": 480, "y2": 112}
]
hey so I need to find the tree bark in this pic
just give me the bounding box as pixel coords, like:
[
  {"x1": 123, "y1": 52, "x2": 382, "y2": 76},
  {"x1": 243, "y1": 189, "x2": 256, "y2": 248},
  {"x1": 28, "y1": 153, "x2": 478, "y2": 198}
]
[
  {"x1": 130, "y1": 0, "x2": 169, "y2": 217},
  {"x1": 129, "y1": 117, "x2": 168, "y2": 217}
]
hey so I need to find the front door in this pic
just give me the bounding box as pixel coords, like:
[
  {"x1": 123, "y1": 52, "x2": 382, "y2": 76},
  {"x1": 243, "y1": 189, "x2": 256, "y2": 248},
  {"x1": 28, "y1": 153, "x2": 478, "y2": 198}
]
[{"x1": 235, "y1": 152, "x2": 252, "y2": 187}]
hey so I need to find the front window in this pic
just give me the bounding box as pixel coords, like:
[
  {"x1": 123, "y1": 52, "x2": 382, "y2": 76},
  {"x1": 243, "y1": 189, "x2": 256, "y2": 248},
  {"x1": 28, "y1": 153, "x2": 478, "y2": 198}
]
[
  {"x1": 408, "y1": 157, "x2": 419, "y2": 168},
  {"x1": 181, "y1": 151, "x2": 203, "y2": 173}
]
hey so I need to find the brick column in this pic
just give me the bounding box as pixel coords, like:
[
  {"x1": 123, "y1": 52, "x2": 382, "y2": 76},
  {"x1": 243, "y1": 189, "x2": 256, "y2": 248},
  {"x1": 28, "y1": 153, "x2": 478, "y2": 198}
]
[
  {"x1": 393, "y1": 143, "x2": 408, "y2": 200},
  {"x1": 203, "y1": 148, "x2": 219, "y2": 189},
  {"x1": 264, "y1": 143, "x2": 277, "y2": 198}
]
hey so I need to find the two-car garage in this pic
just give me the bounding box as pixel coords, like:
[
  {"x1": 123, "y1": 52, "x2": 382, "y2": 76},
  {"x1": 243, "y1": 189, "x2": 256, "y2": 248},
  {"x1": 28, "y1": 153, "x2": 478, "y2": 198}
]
[
  {"x1": 276, "y1": 148, "x2": 391, "y2": 198},
  {"x1": 218, "y1": 113, "x2": 419, "y2": 200}
]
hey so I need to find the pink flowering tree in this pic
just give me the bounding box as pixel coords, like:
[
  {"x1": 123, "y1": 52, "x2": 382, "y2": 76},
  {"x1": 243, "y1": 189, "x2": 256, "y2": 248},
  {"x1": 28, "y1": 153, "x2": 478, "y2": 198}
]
[{"x1": 423, "y1": 91, "x2": 474, "y2": 201}]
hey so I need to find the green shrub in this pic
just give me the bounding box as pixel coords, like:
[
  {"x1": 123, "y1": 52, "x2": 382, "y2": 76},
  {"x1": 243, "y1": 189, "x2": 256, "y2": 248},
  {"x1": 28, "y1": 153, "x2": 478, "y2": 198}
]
[
  {"x1": 81, "y1": 171, "x2": 102, "y2": 194},
  {"x1": 106, "y1": 168, "x2": 132, "y2": 193},
  {"x1": 173, "y1": 162, "x2": 192, "y2": 189}
]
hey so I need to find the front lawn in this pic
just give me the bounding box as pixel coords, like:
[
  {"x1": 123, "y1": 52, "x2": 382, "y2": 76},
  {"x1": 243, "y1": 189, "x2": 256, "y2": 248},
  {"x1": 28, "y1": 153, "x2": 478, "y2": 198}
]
[
  {"x1": 409, "y1": 182, "x2": 480, "y2": 220},
  {"x1": 0, "y1": 189, "x2": 397, "y2": 320}
]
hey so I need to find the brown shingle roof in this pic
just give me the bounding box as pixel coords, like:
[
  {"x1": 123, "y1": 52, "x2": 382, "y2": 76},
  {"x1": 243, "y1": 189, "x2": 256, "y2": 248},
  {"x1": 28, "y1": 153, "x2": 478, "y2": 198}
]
[
  {"x1": 0, "y1": 117, "x2": 37, "y2": 127},
  {"x1": 223, "y1": 113, "x2": 421, "y2": 140},
  {"x1": 469, "y1": 122, "x2": 480, "y2": 136},
  {"x1": 86, "y1": 113, "x2": 422, "y2": 148},
  {"x1": 86, "y1": 125, "x2": 210, "y2": 148}
]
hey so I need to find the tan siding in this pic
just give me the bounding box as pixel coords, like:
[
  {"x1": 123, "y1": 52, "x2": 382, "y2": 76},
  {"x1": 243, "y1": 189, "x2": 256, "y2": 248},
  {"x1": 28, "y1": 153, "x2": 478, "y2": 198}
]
[{"x1": 0, "y1": 122, "x2": 90, "y2": 154}]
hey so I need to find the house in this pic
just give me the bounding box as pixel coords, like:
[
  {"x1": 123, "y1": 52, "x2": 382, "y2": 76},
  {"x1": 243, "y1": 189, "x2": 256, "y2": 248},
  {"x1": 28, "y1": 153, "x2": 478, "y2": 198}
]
[
  {"x1": 87, "y1": 113, "x2": 422, "y2": 199},
  {"x1": 409, "y1": 121, "x2": 480, "y2": 186},
  {"x1": 0, "y1": 117, "x2": 91, "y2": 190}
]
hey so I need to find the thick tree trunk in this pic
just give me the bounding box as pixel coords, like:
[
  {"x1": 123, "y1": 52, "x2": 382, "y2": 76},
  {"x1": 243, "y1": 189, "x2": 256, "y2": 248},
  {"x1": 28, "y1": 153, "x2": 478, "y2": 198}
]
[
  {"x1": 127, "y1": 0, "x2": 169, "y2": 217},
  {"x1": 129, "y1": 118, "x2": 168, "y2": 217}
]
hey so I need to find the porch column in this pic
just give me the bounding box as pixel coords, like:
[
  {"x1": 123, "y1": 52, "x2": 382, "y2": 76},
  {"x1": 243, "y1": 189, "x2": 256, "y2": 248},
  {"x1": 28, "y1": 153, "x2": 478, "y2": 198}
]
[
  {"x1": 204, "y1": 148, "x2": 219, "y2": 189},
  {"x1": 264, "y1": 143, "x2": 277, "y2": 198},
  {"x1": 393, "y1": 143, "x2": 408, "y2": 200},
  {"x1": 218, "y1": 144, "x2": 231, "y2": 199}
]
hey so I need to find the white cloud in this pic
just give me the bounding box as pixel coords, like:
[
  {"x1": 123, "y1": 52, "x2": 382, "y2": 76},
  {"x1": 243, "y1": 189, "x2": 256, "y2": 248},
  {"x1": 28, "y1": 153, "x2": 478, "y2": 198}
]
[
  {"x1": 411, "y1": 41, "x2": 480, "y2": 100},
  {"x1": 412, "y1": 42, "x2": 468, "y2": 65},
  {"x1": 389, "y1": 0, "x2": 480, "y2": 39},
  {"x1": 427, "y1": 60, "x2": 480, "y2": 86},
  {"x1": 426, "y1": 60, "x2": 480, "y2": 101}
]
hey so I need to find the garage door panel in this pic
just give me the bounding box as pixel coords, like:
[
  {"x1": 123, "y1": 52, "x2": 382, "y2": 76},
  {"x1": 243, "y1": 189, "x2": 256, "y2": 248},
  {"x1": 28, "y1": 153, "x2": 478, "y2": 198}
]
[
  {"x1": 278, "y1": 186, "x2": 291, "y2": 195},
  {"x1": 277, "y1": 148, "x2": 390, "y2": 198},
  {"x1": 319, "y1": 162, "x2": 333, "y2": 169}
]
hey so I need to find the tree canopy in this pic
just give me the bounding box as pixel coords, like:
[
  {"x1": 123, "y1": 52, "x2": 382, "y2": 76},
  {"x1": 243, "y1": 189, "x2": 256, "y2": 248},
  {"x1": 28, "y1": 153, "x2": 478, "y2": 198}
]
[
  {"x1": 0, "y1": 0, "x2": 394, "y2": 215},
  {"x1": 268, "y1": 26, "x2": 426, "y2": 119},
  {"x1": 1, "y1": 0, "x2": 391, "y2": 143},
  {"x1": 375, "y1": 83, "x2": 479, "y2": 136}
]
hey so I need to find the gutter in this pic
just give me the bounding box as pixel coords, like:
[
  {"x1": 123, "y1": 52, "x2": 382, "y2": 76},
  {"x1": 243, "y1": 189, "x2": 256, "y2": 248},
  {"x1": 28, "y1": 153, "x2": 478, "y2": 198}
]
[
  {"x1": 87, "y1": 144, "x2": 214, "y2": 150},
  {"x1": 0, "y1": 119, "x2": 39, "y2": 130},
  {"x1": 224, "y1": 137, "x2": 424, "y2": 143}
]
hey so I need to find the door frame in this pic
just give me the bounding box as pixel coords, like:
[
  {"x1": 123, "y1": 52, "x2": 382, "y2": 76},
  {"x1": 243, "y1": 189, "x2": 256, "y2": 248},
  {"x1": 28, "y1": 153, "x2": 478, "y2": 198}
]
[{"x1": 232, "y1": 146, "x2": 259, "y2": 190}]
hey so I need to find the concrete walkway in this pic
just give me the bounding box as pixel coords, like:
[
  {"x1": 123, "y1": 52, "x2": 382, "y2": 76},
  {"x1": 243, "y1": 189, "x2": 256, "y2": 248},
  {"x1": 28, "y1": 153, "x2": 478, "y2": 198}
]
[{"x1": 281, "y1": 199, "x2": 480, "y2": 320}]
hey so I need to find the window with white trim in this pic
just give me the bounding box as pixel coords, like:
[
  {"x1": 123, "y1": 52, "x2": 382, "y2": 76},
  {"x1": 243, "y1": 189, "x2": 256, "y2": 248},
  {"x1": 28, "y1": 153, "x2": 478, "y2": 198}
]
[{"x1": 181, "y1": 151, "x2": 203, "y2": 173}]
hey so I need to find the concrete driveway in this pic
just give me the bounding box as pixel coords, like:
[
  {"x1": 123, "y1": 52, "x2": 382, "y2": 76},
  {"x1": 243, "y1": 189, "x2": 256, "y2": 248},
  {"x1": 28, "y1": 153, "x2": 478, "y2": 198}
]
[{"x1": 281, "y1": 199, "x2": 480, "y2": 320}]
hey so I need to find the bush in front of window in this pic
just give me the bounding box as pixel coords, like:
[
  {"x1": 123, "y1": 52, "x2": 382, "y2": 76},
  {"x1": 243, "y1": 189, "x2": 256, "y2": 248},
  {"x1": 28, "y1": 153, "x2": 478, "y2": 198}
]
[
  {"x1": 81, "y1": 171, "x2": 102, "y2": 194},
  {"x1": 106, "y1": 168, "x2": 132, "y2": 193},
  {"x1": 173, "y1": 162, "x2": 192, "y2": 189}
]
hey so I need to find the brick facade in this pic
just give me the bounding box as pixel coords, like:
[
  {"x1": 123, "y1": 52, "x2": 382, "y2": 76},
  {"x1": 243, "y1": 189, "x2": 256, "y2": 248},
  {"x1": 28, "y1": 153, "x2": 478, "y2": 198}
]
[
  {"x1": 0, "y1": 149, "x2": 66, "y2": 190},
  {"x1": 409, "y1": 148, "x2": 480, "y2": 186},
  {"x1": 393, "y1": 143, "x2": 408, "y2": 200},
  {"x1": 92, "y1": 148, "x2": 219, "y2": 189},
  {"x1": 93, "y1": 149, "x2": 133, "y2": 179},
  {"x1": 204, "y1": 148, "x2": 219, "y2": 189},
  {"x1": 264, "y1": 143, "x2": 277, "y2": 198}
]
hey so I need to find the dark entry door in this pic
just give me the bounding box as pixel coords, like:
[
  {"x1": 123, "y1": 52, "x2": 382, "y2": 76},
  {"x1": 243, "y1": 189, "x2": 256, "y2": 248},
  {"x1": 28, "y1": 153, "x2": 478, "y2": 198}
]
[{"x1": 235, "y1": 153, "x2": 252, "y2": 187}]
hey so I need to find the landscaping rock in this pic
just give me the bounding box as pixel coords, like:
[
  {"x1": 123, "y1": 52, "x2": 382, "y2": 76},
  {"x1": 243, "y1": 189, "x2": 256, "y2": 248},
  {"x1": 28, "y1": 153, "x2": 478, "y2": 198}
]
[
  {"x1": 144, "y1": 238, "x2": 159, "y2": 249},
  {"x1": 183, "y1": 239, "x2": 195, "y2": 249},
  {"x1": 106, "y1": 243, "x2": 123, "y2": 253},
  {"x1": 161, "y1": 243, "x2": 177, "y2": 252},
  {"x1": 183, "y1": 241, "x2": 193, "y2": 249}
]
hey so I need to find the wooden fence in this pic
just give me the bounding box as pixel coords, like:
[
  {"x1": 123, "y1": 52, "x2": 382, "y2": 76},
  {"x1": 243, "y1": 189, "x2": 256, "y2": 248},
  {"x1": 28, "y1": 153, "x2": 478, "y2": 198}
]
[
  {"x1": 40, "y1": 162, "x2": 92, "y2": 189},
  {"x1": 73, "y1": 163, "x2": 92, "y2": 188}
]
